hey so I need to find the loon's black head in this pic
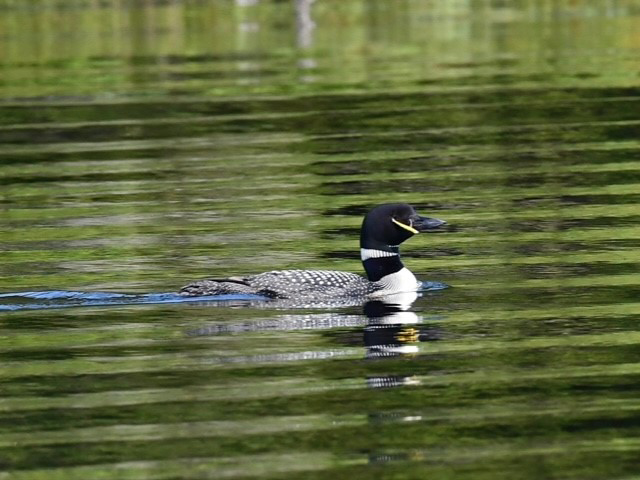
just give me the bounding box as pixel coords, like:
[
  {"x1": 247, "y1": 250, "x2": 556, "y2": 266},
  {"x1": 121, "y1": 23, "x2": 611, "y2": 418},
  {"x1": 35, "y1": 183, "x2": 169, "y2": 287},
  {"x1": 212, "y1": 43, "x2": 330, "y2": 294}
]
[{"x1": 360, "y1": 203, "x2": 446, "y2": 251}]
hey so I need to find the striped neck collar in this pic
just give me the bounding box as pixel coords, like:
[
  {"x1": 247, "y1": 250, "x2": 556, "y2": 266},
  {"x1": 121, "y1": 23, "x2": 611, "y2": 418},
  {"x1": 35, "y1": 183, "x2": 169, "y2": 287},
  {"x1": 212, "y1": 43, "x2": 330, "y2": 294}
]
[{"x1": 360, "y1": 248, "x2": 398, "y2": 261}]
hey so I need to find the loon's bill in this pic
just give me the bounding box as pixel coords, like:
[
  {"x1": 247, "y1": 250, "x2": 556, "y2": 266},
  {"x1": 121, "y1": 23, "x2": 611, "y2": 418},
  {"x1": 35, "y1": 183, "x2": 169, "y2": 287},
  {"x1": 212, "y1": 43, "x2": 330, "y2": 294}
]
[{"x1": 179, "y1": 203, "x2": 446, "y2": 300}]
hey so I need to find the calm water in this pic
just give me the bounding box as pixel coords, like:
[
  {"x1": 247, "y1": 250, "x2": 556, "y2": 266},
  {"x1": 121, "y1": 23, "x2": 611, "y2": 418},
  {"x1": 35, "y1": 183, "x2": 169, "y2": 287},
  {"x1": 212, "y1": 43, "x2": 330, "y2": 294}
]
[{"x1": 2, "y1": 1, "x2": 640, "y2": 478}]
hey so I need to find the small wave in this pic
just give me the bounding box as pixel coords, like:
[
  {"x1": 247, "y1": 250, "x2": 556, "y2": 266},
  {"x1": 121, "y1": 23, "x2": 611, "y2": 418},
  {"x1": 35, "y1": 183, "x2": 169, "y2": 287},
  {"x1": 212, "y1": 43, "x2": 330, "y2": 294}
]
[
  {"x1": 0, "y1": 290, "x2": 268, "y2": 311},
  {"x1": 420, "y1": 281, "x2": 449, "y2": 291}
]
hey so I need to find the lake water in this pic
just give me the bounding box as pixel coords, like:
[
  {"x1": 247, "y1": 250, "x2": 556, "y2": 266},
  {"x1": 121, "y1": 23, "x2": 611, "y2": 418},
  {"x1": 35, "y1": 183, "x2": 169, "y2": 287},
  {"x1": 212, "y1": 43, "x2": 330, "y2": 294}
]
[{"x1": 1, "y1": 1, "x2": 640, "y2": 478}]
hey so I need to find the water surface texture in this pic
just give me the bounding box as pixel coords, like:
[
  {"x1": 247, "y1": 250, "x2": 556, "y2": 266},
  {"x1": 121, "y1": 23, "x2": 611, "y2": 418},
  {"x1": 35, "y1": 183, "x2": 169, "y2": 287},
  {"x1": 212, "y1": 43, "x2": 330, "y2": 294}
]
[{"x1": 1, "y1": 1, "x2": 640, "y2": 479}]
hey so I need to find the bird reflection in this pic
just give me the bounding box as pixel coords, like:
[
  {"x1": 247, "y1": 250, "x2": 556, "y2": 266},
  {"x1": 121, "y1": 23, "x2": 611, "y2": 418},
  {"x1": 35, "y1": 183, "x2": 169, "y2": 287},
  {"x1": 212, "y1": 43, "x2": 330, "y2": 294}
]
[
  {"x1": 363, "y1": 292, "x2": 421, "y2": 359},
  {"x1": 361, "y1": 292, "x2": 441, "y2": 389},
  {"x1": 184, "y1": 289, "x2": 444, "y2": 383}
]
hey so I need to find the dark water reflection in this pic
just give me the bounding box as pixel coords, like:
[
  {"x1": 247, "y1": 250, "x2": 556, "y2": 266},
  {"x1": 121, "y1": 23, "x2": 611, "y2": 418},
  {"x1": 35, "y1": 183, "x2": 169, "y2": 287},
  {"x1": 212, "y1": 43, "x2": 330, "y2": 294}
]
[{"x1": 2, "y1": 1, "x2": 640, "y2": 479}]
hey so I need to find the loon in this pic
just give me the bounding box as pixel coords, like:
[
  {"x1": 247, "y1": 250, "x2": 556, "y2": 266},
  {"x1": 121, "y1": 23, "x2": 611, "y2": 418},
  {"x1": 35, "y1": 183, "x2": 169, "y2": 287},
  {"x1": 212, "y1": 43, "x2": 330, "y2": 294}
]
[{"x1": 179, "y1": 203, "x2": 446, "y2": 300}]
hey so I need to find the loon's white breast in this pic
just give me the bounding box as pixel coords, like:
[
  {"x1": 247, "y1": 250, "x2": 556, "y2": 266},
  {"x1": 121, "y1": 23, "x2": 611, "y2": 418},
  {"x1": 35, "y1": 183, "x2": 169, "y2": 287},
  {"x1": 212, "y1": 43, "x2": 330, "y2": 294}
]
[
  {"x1": 370, "y1": 267, "x2": 421, "y2": 297},
  {"x1": 179, "y1": 203, "x2": 446, "y2": 300}
]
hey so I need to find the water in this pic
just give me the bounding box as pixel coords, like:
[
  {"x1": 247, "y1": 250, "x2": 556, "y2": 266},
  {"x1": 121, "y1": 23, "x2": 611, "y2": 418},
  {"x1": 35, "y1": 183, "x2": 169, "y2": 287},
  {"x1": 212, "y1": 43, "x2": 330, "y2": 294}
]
[{"x1": 1, "y1": 1, "x2": 640, "y2": 478}]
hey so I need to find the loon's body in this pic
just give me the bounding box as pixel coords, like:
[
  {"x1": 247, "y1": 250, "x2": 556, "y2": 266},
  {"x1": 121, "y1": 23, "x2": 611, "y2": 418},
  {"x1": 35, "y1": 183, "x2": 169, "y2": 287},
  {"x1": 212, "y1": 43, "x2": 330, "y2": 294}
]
[{"x1": 179, "y1": 203, "x2": 446, "y2": 300}]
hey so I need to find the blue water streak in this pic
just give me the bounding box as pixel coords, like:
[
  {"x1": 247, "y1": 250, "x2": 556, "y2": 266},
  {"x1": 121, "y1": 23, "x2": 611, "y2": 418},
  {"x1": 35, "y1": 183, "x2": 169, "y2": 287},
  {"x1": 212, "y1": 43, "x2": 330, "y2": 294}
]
[
  {"x1": 420, "y1": 281, "x2": 449, "y2": 291},
  {"x1": 0, "y1": 290, "x2": 268, "y2": 312}
]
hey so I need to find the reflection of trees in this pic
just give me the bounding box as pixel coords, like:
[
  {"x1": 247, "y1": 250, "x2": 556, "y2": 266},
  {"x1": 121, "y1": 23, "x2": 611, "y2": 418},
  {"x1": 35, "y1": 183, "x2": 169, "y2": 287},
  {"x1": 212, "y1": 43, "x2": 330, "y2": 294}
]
[
  {"x1": 295, "y1": 0, "x2": 316, "y2": 49},
  {"x1": 1, "y1": 1, "x2": 636, "y2": 97}
]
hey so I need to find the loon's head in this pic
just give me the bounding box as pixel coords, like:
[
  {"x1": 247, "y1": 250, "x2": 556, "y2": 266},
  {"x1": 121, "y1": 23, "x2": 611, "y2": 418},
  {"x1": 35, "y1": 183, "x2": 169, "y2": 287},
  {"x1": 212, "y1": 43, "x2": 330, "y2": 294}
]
[
  {"x1": 359, "y1": 203, "x2": 446, "y2": 284},
  {"x1": 360, "y1": 203, "x2": 445, "y2": 251}
]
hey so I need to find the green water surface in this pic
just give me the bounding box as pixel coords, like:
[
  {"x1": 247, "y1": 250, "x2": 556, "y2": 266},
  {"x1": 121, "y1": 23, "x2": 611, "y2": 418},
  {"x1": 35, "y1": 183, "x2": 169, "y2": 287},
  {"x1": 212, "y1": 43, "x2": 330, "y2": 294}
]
[{"x1": 1, "y1": 1, "x2": 640, "y2": 479}]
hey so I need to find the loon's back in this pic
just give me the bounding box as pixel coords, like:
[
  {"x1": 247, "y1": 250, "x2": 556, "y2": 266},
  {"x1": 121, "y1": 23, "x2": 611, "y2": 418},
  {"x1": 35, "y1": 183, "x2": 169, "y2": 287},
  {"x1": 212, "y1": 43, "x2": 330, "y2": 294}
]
[
  {"x1": 179, "y1": 269, "x2": 376, "y2": 299},
  {"x1": 179, "y1": 203, "x2": 446, "y2": 300}
]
